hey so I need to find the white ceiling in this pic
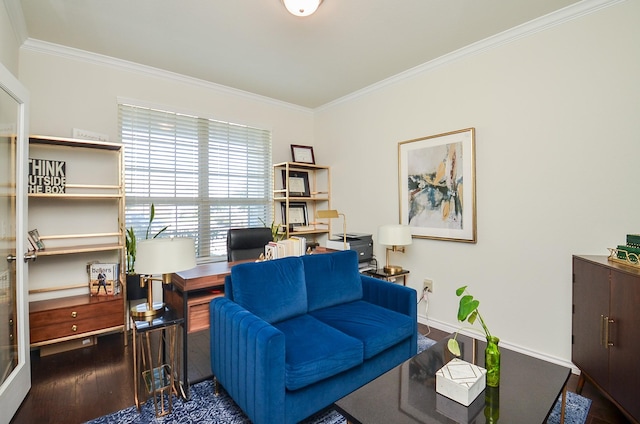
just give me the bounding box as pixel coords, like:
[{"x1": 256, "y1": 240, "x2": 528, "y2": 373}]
[{"x1": 18, "y1": 0, "x2": 581, "y2": 108}]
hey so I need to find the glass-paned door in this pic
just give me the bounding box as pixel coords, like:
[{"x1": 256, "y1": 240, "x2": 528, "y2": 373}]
[{"x1": 0, "y1": 63, "x2": 31, "y2": 421}]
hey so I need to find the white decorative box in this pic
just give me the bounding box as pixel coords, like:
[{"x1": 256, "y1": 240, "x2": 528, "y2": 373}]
[{"x1": 435, "y1": 358, "x2": 487, "y2": 406}]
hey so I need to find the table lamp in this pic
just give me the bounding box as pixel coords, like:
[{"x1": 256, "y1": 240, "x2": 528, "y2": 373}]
[
  {"x1": 316, "y1": 209, "x2": 347, "y2": 250},
  {"x1": 130, "y1": 237, "x2": 196, "y2": 318},
  {"x1": 377, "y1": 224, "x2": 412, "y2": 274}
]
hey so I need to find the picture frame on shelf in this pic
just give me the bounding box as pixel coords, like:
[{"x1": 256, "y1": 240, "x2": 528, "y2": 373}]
[
  {"x1": 398, "y1": 128, "x2": 476, "y2": 243},
  {"x1": 27, "y1": 228, "x2": 45, "y2": 251},
  {"x1": 282, "y1": 170, "x2": 310, "y2": 197},
  {"x1": 290, "y1": 144, "x2": 315, "y2": 164},
  {"x1": 281, "y1": 202, "x2": 308, "y2": 229},
  {"x1": 88, "y1": 262, "x2": 119, "y2": 296}
]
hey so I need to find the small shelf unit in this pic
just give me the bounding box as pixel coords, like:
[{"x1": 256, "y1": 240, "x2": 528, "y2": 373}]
[
  {"x1": 27, "y1": 135, "x2": 127, "y2": 349},
  {"x1": 273, "y1": 161, "x2": 331, "y2": 241}
]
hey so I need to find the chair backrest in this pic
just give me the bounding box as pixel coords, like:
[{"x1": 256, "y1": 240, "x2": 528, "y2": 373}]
[{"x1": 226, "y1": 227, "x2": 273, "y2": 262}]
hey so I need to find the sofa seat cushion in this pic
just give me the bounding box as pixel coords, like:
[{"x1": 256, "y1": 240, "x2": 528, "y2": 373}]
[
  {"x1": 274, "y1": 314, "x2": 363, "y2": 391},
  {"x1": 310, "y1": 300, "x2": 414, "y2": 360}
]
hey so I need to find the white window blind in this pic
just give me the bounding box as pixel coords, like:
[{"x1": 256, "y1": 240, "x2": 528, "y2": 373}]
[{"x1": 119, "y1": 103, "x2": 272, "y2": 260}]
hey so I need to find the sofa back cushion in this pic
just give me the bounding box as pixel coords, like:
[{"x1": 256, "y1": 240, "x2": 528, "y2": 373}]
[
  {"x1": 231, "y1": 256, "x2": 307, "y2": 323},
  {"x1": 302, "y1": 250, "x2": 363, "y2": 312}
]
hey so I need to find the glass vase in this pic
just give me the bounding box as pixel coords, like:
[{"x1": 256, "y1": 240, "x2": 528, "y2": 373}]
[
  {"x1": 485, "y1": 336, "x2": 500, "y2": 387},
  {"x1": 484, "y1": 386, "x2": 500, "y2": 423}
]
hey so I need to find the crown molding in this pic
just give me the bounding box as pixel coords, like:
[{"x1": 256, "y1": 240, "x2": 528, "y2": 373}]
[
  {"x1": 15, "y1": 0, "x2": 624, "y2": 113},
  {"x1": 20, "y1": 38, "x2": 314, "y2": 115},
  {"x1": 317, "y1": 0, "x2": 625, "y2": 112}
]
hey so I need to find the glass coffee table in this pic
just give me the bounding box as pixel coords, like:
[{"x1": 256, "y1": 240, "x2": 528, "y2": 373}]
[{"x1": 335, "y1": 335, "x2": 570, "y2": 424}]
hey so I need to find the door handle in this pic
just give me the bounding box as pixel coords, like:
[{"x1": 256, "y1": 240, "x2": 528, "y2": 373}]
[
  {"x1": 600, "y1": 314, "x2": 615, "y2": 347},
  {"x1": 23, "y1": 252, "x2": 37, "y2": 263},
  {"x1": 6, "y1": 254, "x2": 17, "y2": 263},
  {"x1": 604, "y1": 316, "x2": 615, "y2": 347}
]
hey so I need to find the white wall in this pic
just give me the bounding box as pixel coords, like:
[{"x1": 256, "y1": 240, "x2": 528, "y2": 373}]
[
  {"x1": 1, "y1": 1, "x2": 20, "y2": 74},
  {"x1": 315, "y1": 0, "x2": 640, "y2": 365},
  {"x1": 18, "y1": 46, "x2": 315, "y2": 163}
]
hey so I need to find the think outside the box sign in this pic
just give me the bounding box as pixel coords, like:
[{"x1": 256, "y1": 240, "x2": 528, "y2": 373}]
[{"x1": 28, "y1": 158, "x2": 66, "y2": 194}]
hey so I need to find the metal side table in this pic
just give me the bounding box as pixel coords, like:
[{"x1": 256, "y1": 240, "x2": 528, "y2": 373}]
[{"x1": 132, "y1": 307, "x2": 184, "y2": 417}]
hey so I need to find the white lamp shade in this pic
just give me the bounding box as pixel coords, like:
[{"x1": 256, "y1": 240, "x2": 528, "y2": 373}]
[
  {"x1": 378, "y1": 225, "x2": 413, "y2": 246},
  {"x1": 282, "y1": 0, "x2": 322, "y2": 16},
  {"x1": 136, "y1": 237, "x2": 196, "y2": 275}
]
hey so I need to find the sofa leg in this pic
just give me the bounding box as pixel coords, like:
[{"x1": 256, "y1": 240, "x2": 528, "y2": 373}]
[{"x1": 213, "y1": 377, "x2": 220, "y2": 396}]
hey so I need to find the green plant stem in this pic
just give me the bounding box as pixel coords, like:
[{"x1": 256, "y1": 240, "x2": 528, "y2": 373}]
[{"x1": 477, "y1": 310, "x2": 492, "y2": 339}]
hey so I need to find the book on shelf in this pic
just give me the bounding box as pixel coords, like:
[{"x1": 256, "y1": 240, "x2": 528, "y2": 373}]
[
  {"x1": 87, "y1": 262, "x2": 119, "y2": 296},
  {"x1": 27, "y1": 228, "x2": 45, "y2": 251}
]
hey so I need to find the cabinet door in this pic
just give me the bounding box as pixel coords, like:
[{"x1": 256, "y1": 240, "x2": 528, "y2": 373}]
[
  {"x1": 609, "y1": 269, "x2": 640, "y2": 420},
  {"x1": 572, "y1": 257, "x2": 610, "y2": 391}
]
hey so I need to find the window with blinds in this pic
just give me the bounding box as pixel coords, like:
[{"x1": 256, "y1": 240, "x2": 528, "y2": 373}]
[{"x1": 119, "y1": 103, "x2": 273, "y2": 261}]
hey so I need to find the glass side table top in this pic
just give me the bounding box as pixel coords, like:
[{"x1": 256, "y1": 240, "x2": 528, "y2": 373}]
[
  {"x1": 363, "y1": 268, "x2": 410, "y2": 279},
  {"x1": 335, "y1": 335, "x2": 570, "y2": 424},
  {"x1": 132, "y1": 306, "x2": 184, "y2": 332}
]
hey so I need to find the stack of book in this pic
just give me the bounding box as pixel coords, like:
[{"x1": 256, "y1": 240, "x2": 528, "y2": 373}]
[{"x1": 264, "y1": 236, "x2": 307, "y2": 260}]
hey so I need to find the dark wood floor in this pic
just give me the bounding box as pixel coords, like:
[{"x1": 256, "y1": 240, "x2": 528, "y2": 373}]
[{"x1": 10, "y1": 325, "x2": 632, "y2": 424}]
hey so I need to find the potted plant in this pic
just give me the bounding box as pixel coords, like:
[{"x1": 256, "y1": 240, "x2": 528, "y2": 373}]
[
  {"x1": 259, "y1": 218, "x2": 285, "y2": 242},
  {"x1": 448, "y1": 285, "x2": 501, "y2": 387},
  {"x1": 125, "y1": 204, "x2": 168, "y2": 300}
]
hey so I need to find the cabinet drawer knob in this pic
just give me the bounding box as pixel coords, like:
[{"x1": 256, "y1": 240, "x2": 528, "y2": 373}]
[
  {"x1": 72, "y1": 325, "x2": 77, "y2": 332},
  {"x1": 71, "y1": 311, "x2": 77, "y2": 318}
]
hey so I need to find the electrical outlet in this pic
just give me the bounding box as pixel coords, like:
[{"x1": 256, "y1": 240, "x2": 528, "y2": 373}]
[{"x1": 423, "y1": 279, "x2": 433, "y2": 293}]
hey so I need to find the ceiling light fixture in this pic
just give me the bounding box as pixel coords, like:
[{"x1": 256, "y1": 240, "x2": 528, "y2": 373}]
[{"x1": 282, "y1": 0, "x2": 323, "y2": 17}]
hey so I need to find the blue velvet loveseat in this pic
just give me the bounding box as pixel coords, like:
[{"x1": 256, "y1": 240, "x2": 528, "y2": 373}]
[{"x1": 210, "y1": 250, "x2": 417, "y2": 424}]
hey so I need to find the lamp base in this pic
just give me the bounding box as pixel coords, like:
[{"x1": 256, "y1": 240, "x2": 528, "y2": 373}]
[
  {"x1": 383, "y1": 265, "x2": 404, "y2": 275},
  {"x1": 130, "y1": 301, "x2": 166, "y2": 319}
]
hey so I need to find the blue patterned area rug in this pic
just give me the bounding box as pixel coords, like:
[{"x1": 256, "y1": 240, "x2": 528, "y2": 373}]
[{"x1": 86, "y1": 334, "x2": 590, "y2": 424}]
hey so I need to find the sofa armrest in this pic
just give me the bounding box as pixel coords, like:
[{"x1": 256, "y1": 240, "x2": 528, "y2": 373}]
[
  {"x1": 210, "y1": 297, "x2": 286, "y2": 424},
  {"x1": 361, "y1": 275, "x2": 417, "y2": 316},
  {"x1": 361, "y1": 275, "x2": 418, "y2": 356}
]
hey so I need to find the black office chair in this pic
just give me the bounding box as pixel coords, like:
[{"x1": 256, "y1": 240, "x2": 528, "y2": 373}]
[{"x1": 226, "y1": 227, "x2": 273, "y2": 262}]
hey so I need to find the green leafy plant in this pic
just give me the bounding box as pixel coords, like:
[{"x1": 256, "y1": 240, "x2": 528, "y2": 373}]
[
  {"x1": 125, "y1": 204, "x2": 168, "y2": 275},
  {"x1": 447, "y1": 285, "x2": 493, "y2": 356},
  {"x1": 259, "y1": 218, "x2": 285, "y2": 242}
]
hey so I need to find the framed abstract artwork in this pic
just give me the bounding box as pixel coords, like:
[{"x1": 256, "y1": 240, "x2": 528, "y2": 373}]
[{"x1": 398, "y1": 128, "x2": 476, "y2": 243}]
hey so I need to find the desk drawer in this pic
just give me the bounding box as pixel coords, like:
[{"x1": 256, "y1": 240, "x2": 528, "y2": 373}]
[
  {"x1": 188, "y1": 292, "x2": 224, "y2": 333},
  {"x1": 30, "y1": 314, "x2": 123, "y2": 343}
]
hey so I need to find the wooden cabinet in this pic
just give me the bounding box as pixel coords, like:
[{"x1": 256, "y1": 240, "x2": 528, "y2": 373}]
[
  {"x1": 572, "y1": 255, "x2": 640, "y2": 423},
  {"x1": 273, "y1": 162, "x2": 331, "y2": 241},
  {"x1": 29, "y1": 295, "x2": 123, "y2": 345},
  {"x1": 27, "y1": 135, "x2": 126, "y2": 349}
]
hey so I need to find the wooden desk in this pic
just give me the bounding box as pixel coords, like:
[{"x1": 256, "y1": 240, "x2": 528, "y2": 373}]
[{"x1": 165, "y1": 260, "x2": 249, "y2": 334}]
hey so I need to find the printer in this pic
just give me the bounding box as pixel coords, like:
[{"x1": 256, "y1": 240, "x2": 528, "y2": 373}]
[{"x1": 326, "y1": 233, "x2": 373, "y2": 263}]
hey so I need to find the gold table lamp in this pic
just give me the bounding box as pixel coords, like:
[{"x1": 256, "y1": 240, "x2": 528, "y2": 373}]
[
  {"x1": 377, "y1": 224, "x2": 412, "y2": 274},
  {"x1": 316, "y1": 209, "x2": 347, "y2": 250}
]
